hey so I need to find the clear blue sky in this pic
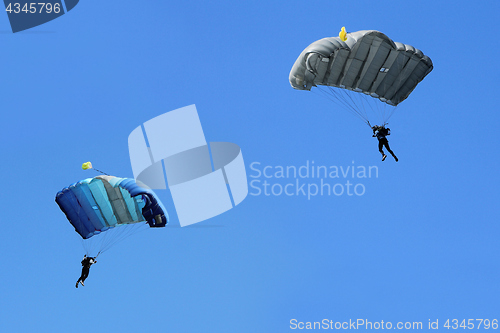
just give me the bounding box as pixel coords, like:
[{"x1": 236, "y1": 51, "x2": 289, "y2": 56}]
[{"x1": 1, "y1": 1, "x2": 499, "y2": 332}]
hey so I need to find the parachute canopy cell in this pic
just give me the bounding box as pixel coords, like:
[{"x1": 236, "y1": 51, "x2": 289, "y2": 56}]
[
  {"x1": 289, "y1": 30, "x2": 433, "y2": 106},
  {"x1": 56, "y1": 176, "x2": 168, "y2": 239}
]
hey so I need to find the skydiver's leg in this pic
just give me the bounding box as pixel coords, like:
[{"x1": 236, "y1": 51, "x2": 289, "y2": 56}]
[
  {"x1": 76, "y1": 270, "x2": 86, "y2": 288},
  {"x1": 384, "y1": 141, "x2": 398, "y2": 162},
  {"x1": 378, "y1": 140, "x2": 385, "y2": 155},
  {"x1": 80, "y1": 268, "x2": 89, "y2": 286},
  {"x1": 82, "y1": 269, "x2": 89, "y2": 281},
  {"x1": 378, "y1": 140, "x2": 387, "y2": 160}
]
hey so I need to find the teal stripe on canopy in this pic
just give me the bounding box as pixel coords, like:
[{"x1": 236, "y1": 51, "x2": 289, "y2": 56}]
[
  {"x1": 87, "y1": 178, "x2": 118, "y2": 227},
  {"x1": 119, "y1": 187, "x2": 142, "y2": 222}
]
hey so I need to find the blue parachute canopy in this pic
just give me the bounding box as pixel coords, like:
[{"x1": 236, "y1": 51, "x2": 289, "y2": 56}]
[{"x1": 56, "y1": 176, "x2": 168, "y2": 240}]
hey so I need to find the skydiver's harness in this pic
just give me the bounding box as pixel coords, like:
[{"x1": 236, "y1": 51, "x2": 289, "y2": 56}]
[
  {"x1": 372, "y1": 124, "x2": 390, "y2": 140},
  {"x1": 81, "y1": 257, "x2": 96, "y2": 267}
]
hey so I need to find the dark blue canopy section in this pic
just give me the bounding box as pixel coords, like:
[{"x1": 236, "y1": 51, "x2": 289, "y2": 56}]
[{"x1": 64, "y1": 0, "x2": 79, "y2": 11}]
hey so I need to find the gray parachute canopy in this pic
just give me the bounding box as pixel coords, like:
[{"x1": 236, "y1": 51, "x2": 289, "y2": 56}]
[{"x1": 289, "y1": 30, "x2": 433, "y2": 106}]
